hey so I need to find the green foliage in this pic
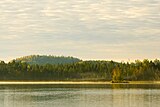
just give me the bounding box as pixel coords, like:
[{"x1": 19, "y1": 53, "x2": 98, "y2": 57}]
[
  {"x1": 112, "y1": 66, "x2": 123, "y2": 82},
  {"x1": 0, "y1": 58, "x2": 160, "y2": 81}
]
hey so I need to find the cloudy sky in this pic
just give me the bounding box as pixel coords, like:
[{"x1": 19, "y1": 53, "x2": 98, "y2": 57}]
[{"x1": 0, "y1": 0, "x2": 160, "y2": 62}]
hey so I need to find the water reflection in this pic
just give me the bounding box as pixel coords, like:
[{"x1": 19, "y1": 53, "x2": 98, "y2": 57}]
[{"x1": 0, "y1": 84, "x2": 160, "y2": 107}]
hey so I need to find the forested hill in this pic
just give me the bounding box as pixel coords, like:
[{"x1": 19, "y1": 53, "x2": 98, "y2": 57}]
[
  {"x1": 13, "y1": 55, "x2": 81, "y2": 65},
  {"x1": 0, "y1": 58, "x2": 159, "y2": 81},
  {"x1": 0, "y1": 57, "x2": 160, "y2": 81}
]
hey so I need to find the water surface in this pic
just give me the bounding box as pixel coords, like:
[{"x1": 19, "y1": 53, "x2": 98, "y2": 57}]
[{"x1": 0, "y1": 84, "x2": 160, "y2": 107}]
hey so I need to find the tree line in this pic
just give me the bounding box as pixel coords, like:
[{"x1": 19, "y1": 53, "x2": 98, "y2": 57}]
[{"x1": 0, "y1": 59, "x2": 160, "y2": 81}]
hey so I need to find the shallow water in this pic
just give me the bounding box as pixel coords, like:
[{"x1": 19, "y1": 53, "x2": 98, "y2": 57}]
[{"x1": 0, "y1": 84, "x2": 160, "y2": 107}]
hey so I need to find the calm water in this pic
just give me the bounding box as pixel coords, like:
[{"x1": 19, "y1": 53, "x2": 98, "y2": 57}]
[{"x1": 0, "y1": 84, "x2": 160, "y2": 107}]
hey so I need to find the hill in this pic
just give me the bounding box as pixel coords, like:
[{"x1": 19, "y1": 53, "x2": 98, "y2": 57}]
[{"x1": 13, "y1": 55, "x2": 81, "y2": 65}]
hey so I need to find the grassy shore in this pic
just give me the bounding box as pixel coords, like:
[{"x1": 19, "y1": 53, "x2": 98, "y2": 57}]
[{"x1": 0, "y1": 81, "x2": 160, "y2": 85}]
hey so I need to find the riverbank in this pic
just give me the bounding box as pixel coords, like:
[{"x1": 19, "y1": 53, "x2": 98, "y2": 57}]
[{"x1": 0, "y1": 81, "x2": 160, "y2": 85}]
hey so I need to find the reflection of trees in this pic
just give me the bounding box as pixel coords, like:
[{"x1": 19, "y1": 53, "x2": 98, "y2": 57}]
[
  {"x1": 1, "y1": 86, "x2": 77, "y2": 107},
  {"x1": 110, "y1": 88, "x2": 160, "y2": 107},
  {"x1": 112, "y1": 84, "x2": 123, "y2": 89},
  {"x1": 111, "y1": 84, "x2": 160, "y2": 89},
  {"x1": 1, "y1": 86, "x2": 160, "y2": 107}
]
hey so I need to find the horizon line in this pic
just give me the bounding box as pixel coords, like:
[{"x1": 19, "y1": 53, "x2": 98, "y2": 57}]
[{"x1": 1, "y1": 54, "x2": 159, "y2": 63}]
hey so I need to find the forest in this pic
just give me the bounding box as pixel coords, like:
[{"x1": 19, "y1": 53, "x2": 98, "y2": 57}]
[{"x1": 0, "y1": 55, "x2": 160, "y2": 81}]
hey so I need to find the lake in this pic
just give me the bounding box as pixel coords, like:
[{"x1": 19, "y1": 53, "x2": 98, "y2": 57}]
[{"x1": 0, "y1": 84, "x2": 160, "y2": 107}]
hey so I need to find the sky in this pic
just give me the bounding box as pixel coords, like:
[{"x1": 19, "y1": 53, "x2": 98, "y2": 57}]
[{"x1": 0, "y1": 0, "x2": 160, "y2": 62}]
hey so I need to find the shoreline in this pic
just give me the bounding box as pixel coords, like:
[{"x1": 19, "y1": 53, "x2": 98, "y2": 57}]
[{"x1": 0, "y1": 81, "x2": 160, "y2": 85}]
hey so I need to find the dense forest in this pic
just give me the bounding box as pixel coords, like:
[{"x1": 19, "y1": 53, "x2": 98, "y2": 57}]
[{"x1": 0, "y1": 55, "x2": 160, "y2": 81}]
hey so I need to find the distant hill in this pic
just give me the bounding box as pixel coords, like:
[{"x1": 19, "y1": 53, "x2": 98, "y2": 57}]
[{"x1": 13, "y1": 55, "x2": 81, "y2": 65}]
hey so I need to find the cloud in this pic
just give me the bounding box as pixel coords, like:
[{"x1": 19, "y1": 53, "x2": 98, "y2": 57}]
[
  {"x1": 123, "y1": 7, "x2": 148, "y2": 18},
  {"x1": 0, "y1": 35, "x2": 19, "y2": 40},
  {"x1": 0, "y1": 0, "x2": 159, "y2": 61}
]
